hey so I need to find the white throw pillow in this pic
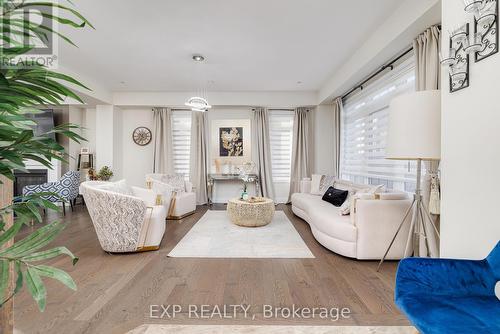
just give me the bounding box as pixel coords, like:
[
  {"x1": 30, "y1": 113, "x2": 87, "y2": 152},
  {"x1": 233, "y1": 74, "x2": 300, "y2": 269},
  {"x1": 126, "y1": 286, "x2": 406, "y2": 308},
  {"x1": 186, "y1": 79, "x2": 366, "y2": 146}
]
[
  {"x1": 97, "y1": 179, "x2": 134, "y2": 196},
  {"x1": 151, "y1": 179, "x2": 175, "y2": 195},
  {"x1": 161, "y1": 174, "x2": 185, "y2": 192},
  {"x1": 319, "y1": 175, "x2": 336, "y2": 194},
  {"x1": 310, "y1": 174, "x2": 323, "y2": 195},
  {"x1": 369, "y1": 184, "x2": 385, "y2": 194},
  {"x1": 339, "y1": 191, "x2": 354, "y2": 215}
]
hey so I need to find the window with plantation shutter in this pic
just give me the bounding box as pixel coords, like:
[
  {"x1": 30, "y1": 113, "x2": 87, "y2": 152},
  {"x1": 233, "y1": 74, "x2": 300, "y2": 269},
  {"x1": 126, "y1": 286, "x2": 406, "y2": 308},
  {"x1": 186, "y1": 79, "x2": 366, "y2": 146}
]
[
  {"x1": 269, "y1": 110, "x2": 294, "y2": 183},
  {"x1": 341, "y1": 55, "x2": 417, "y2": 192},
  {"x1": 171, "y1": 110, "x2": 192, "y2": 179}
]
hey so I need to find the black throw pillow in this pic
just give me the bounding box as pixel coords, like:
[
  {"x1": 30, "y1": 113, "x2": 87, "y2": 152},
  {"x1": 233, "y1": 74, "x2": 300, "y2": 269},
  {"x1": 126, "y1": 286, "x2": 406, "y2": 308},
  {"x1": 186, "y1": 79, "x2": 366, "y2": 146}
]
[{"x1": 322, "y1": 186, "x2": 348, "y2": 207}]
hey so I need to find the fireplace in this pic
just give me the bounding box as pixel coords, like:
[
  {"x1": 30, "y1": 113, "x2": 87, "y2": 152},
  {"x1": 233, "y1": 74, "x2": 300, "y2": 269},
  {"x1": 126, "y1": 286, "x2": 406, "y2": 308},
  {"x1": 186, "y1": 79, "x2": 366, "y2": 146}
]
[{"x1": 14, "y1": 169, "x2": 48, "y2": 197}]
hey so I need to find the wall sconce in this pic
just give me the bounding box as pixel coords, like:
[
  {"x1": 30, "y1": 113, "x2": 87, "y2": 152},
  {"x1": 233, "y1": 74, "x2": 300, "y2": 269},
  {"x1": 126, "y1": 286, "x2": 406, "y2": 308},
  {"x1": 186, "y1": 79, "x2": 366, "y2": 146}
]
[
  {"x1": 464, "y1": 0, "x2": 498, "y2": 61},
  {"x1": 441, "y1": 24, "x2": 470, "y2": 92}
]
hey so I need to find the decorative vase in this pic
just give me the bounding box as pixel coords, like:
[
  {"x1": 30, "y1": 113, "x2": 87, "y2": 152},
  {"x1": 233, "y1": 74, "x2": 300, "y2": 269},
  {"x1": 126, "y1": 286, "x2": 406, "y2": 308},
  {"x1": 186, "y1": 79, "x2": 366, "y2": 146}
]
[
  {"x1": 215, "y1": 159, "x2": 221, "y2": 173},
  {"x1": 242, "y1": 192, "x2": 249, "y2": 201}
]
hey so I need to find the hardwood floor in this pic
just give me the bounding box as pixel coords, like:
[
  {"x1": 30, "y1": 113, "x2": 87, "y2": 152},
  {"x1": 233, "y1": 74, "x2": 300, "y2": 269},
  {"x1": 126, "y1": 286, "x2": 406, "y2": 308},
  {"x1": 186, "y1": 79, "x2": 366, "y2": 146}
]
[{"x1": 13, "y1": 204, "x2": 409, "y2": 334}]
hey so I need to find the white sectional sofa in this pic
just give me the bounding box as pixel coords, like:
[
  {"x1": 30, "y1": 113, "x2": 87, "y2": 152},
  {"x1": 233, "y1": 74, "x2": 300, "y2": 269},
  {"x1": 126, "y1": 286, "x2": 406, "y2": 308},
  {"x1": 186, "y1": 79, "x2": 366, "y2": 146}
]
[{"x1": 291, "y1": 178, "x2": 413, "y2": 260}]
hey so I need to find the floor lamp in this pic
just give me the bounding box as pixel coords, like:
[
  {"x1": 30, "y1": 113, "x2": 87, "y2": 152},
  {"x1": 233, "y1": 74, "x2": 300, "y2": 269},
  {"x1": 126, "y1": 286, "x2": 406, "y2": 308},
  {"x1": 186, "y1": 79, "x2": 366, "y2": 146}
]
[{"x1": 377, "y1": 90, "x2": 441, "y2": 271}]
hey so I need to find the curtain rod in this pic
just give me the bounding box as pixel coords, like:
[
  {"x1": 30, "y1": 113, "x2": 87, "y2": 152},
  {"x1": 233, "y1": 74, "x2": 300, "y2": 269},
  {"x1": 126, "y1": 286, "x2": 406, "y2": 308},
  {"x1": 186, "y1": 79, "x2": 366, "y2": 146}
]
[
  {"x1": 340, "y1": 46, "x2": 414, "y2": 101},
  {"x1": 340, "y1": 24, "x2": 442, "y2": 101}
]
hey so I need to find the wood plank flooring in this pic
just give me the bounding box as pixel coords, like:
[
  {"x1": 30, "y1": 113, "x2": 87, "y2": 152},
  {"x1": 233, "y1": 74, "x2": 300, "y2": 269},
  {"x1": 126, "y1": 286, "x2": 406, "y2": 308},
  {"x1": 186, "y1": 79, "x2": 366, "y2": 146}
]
[{"x1": 13, "y1": 204, "x2": 408, "y2": 334}]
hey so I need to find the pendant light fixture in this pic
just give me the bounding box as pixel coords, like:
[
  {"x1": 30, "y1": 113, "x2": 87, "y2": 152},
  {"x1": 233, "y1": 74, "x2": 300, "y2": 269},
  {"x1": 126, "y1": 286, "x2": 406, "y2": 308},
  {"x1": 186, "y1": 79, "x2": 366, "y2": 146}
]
[{"x1": 185, "y1": 54, "x2": 212, "y2": 112}]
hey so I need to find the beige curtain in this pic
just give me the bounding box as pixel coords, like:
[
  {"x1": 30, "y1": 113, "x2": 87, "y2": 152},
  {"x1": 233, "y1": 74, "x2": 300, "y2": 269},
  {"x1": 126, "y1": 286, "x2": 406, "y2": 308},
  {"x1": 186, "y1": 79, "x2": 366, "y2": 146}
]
[
  {"x1": 332, "y1": 97, "x2": 342, "y2": 178},
  {"x1": 414, "y1": 25, "x2": 441, "y2": 91},
  {"x1": 189, "y1": 111, "x2": 209, "y2": 205},
  {"x1": 288, "y1": 107, "x2": 313, "y2": 203},
  {"x1": 253, "y1": 107, "x2": 275, "y2": 200},
  {"x1": 152, "y1": 107, "x2": 175, "y2": 174},
  {"x1": 414, "y1": 25, "x2": 441, "y2": 257}
]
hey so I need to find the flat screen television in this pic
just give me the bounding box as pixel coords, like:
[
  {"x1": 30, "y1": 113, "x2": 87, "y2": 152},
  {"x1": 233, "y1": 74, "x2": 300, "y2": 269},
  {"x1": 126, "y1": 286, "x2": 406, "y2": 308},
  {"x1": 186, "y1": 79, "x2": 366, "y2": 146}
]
[{"x1": 25, "y1": 110, "x2": 56, "y2": 140}]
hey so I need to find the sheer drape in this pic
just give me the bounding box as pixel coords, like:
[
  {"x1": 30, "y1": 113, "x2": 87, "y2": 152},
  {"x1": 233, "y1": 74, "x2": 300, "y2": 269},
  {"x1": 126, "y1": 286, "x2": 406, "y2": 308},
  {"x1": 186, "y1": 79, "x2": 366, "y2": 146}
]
[
  {"x1": 189, "y1": 111, "x2": 209, "y2": 205},
  {"x1": 332, "y1": 97, "x2": 342, "y2": 178},
  {"x1": 288, "y1": 107, "x2": 313, "y2": 202},
  {"x1": 152, "y1": 107, "x2": 175, "y2": 174},
  {"x1": 414, "y1": 25, "x2": 441, "y2": 257},
  {"x1": 253, "y1": 107, "x2": 275, "y2": 200}
]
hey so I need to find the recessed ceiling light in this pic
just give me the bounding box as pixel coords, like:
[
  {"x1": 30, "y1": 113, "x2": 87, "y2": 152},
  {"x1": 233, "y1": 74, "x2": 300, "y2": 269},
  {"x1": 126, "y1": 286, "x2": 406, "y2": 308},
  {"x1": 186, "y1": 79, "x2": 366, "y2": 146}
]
[{"x1": 192, "y1": 54, "x2": 205, "y2": 62}]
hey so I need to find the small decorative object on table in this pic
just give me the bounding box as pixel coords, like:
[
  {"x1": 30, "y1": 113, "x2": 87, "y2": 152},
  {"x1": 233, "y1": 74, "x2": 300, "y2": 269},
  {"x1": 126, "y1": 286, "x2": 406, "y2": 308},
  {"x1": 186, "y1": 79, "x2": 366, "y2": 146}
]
[
  {"x1": 246, "y1": 196, "x2": 266, "y2": 203},
  {"x1": 238, "y1": 163, "x2": 255, "y2": 200},
  {"x1": 88, "y1": 168, "x2": 97, "y2": 181}
]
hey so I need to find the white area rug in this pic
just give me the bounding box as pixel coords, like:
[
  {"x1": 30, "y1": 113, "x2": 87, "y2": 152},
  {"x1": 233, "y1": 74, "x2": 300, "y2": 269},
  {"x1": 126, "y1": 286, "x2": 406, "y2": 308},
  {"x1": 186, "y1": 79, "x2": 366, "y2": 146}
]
[
  {"x1": 128, "y1": 325, "x2": 416, "y2": 334},
  {"x1": 168, "y1": 210, "x2": 314, "y2": 258}
]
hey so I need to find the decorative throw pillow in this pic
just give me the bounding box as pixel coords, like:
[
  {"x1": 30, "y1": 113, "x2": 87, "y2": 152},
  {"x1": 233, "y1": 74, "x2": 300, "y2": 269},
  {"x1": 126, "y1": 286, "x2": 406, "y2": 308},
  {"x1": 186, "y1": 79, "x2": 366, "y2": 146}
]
[
  {"x1": 160, "y1": 174, "x2": 185, "y2": 192},
  {"x1": 151, "y1": 180, "x2": 175, "y2": 196},
  {"x1": 97, "y1": 179, "x2": 134, "y2": 196},
  {"x1": 322, "y1": 186, "x2": 348, "y2": 207},
  {"x1": 310, "y1": 174, "x2": 323, "y2": 195},
  {"x1": 339, "y1": 190, "x2": 356, "y2": 215},
  {"x1": 338, "y1": 195, "x2": 350, "y2": 215},
  {"x1": 319, "y1": 175, "x2": 336, "y2": 194}
]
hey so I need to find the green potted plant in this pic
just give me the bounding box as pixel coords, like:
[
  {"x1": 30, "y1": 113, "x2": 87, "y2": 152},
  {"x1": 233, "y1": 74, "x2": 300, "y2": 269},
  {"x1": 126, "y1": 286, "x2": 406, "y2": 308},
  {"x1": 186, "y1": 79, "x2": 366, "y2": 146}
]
[
  {"x1": 0, "y1": 0, "x2": 93, "y2": 330},
  {"x1": 97, "y1": 166, "x2": 113, "y2": 181}
]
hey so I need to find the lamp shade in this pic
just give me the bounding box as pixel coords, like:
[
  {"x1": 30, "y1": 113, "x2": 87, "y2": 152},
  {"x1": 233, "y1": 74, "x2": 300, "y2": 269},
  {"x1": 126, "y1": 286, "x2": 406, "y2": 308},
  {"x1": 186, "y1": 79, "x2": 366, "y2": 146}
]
[{"x1": 386, "y1": 90, "x2": 441, "y2": 160}]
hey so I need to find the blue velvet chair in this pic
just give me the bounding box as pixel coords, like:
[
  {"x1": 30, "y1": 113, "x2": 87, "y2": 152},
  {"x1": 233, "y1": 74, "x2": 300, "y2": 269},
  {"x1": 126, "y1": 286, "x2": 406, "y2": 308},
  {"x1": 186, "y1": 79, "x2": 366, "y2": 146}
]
[
  {"x1": 23, "y1": 170, "x2": 81, "y2": 215},
  {"x1": 395, "y1": 241, "x2": 500, "y2": 334}
]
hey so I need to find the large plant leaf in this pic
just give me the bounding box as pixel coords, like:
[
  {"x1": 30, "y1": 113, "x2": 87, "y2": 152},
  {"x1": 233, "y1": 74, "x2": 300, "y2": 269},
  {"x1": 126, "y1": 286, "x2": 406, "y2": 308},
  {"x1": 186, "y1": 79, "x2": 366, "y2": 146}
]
[
  {"x1": 32, "y1": 264, "x2": 77, "y2": 291},
  {"x1": 0, "y1": 220, "x2": 23, "y2": 247},
  {"x1": 25, "y1": 267, "x2": 46, "y2": 311},
  {"x1": 0, "y1": 220, "x2": 65, "y2": 257},
  {"x1": 22, "y1": 246, "x2": 78, "y2": 265},
  {"x1": 0, "y1": 259, "x2": 9, "y2": 302}
]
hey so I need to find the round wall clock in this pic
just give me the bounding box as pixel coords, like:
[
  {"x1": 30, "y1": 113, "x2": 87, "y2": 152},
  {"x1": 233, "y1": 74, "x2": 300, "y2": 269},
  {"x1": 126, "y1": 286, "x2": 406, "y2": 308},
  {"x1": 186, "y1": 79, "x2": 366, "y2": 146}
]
[{"x1": 132, "y1": 127, "x2": 152, "y2": 146}]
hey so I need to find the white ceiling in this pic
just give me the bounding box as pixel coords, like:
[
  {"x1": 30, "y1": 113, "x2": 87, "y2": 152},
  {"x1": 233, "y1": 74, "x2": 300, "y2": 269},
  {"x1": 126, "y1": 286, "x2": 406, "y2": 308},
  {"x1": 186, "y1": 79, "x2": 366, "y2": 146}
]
[{"x1": 60, "y1": 0, "x2": 402, "y2": 92}]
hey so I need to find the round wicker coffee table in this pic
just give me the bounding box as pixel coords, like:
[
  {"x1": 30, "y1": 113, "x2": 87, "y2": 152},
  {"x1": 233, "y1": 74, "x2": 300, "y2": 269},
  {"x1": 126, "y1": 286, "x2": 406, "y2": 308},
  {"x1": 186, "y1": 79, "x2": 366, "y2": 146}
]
[{"x1": 227, "y1": 197, "x2": 275, "y2": 227}]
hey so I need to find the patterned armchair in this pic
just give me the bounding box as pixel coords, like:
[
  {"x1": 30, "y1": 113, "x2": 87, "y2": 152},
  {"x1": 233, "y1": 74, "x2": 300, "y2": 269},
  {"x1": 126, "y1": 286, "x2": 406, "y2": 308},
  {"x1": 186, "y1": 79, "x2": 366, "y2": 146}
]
[
  {"x1": 23, "y1": 170, "x2": 80, "y2": 215},
  {"x1": 80, "y1": 181, "x2": 167, "y2": 253}
]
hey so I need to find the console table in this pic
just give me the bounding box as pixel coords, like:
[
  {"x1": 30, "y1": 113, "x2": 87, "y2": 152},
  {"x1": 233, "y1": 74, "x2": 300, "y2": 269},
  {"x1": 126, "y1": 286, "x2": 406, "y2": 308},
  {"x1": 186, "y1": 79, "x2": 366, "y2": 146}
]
[{"x1": 207, "y1": 173, "x2": 260, "y2": 205}]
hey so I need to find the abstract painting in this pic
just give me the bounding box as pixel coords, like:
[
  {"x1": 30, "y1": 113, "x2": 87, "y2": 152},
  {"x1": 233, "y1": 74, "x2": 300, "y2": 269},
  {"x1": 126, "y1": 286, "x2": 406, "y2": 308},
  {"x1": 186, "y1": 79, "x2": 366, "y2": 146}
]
[{"x1": 219, "y1": 127, "x2": 243, "y2": 156}]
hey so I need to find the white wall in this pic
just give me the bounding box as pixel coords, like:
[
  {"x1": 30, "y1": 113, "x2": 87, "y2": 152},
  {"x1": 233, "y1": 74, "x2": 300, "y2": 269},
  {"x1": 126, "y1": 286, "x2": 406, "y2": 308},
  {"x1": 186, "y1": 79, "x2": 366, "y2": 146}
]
[
  {"x1": 120, "y1": 108, "x2": 155, "y2": 187},
  {"x1": 95, "y1": 105, "x2": 117, "y2": 171},
  {"x1": 319, "y1": 0, "x2": 441, "y2": 103},
  {"x1": 68, "y1": 106, "x2": 84, "y2": 172},
  {"x1": 82, "y1": 108, "x2": 96, "y2": 154},
  {"x1": 440, "y1": 0, "x2": 500, "y2": 259},
  {"x1": 207, "y1": 107, "x2": 258, "y2": 203}
]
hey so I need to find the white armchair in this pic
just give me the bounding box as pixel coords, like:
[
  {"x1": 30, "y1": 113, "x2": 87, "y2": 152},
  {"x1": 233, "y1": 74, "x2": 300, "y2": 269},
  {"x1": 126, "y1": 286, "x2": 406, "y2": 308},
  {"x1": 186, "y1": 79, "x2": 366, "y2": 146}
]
[
  {"x1": 80, "y1": 181, "x2": 167, "y2": 252},
  {"x1": 145, "y1": 174, "x2": 196, "y2": 219}
]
